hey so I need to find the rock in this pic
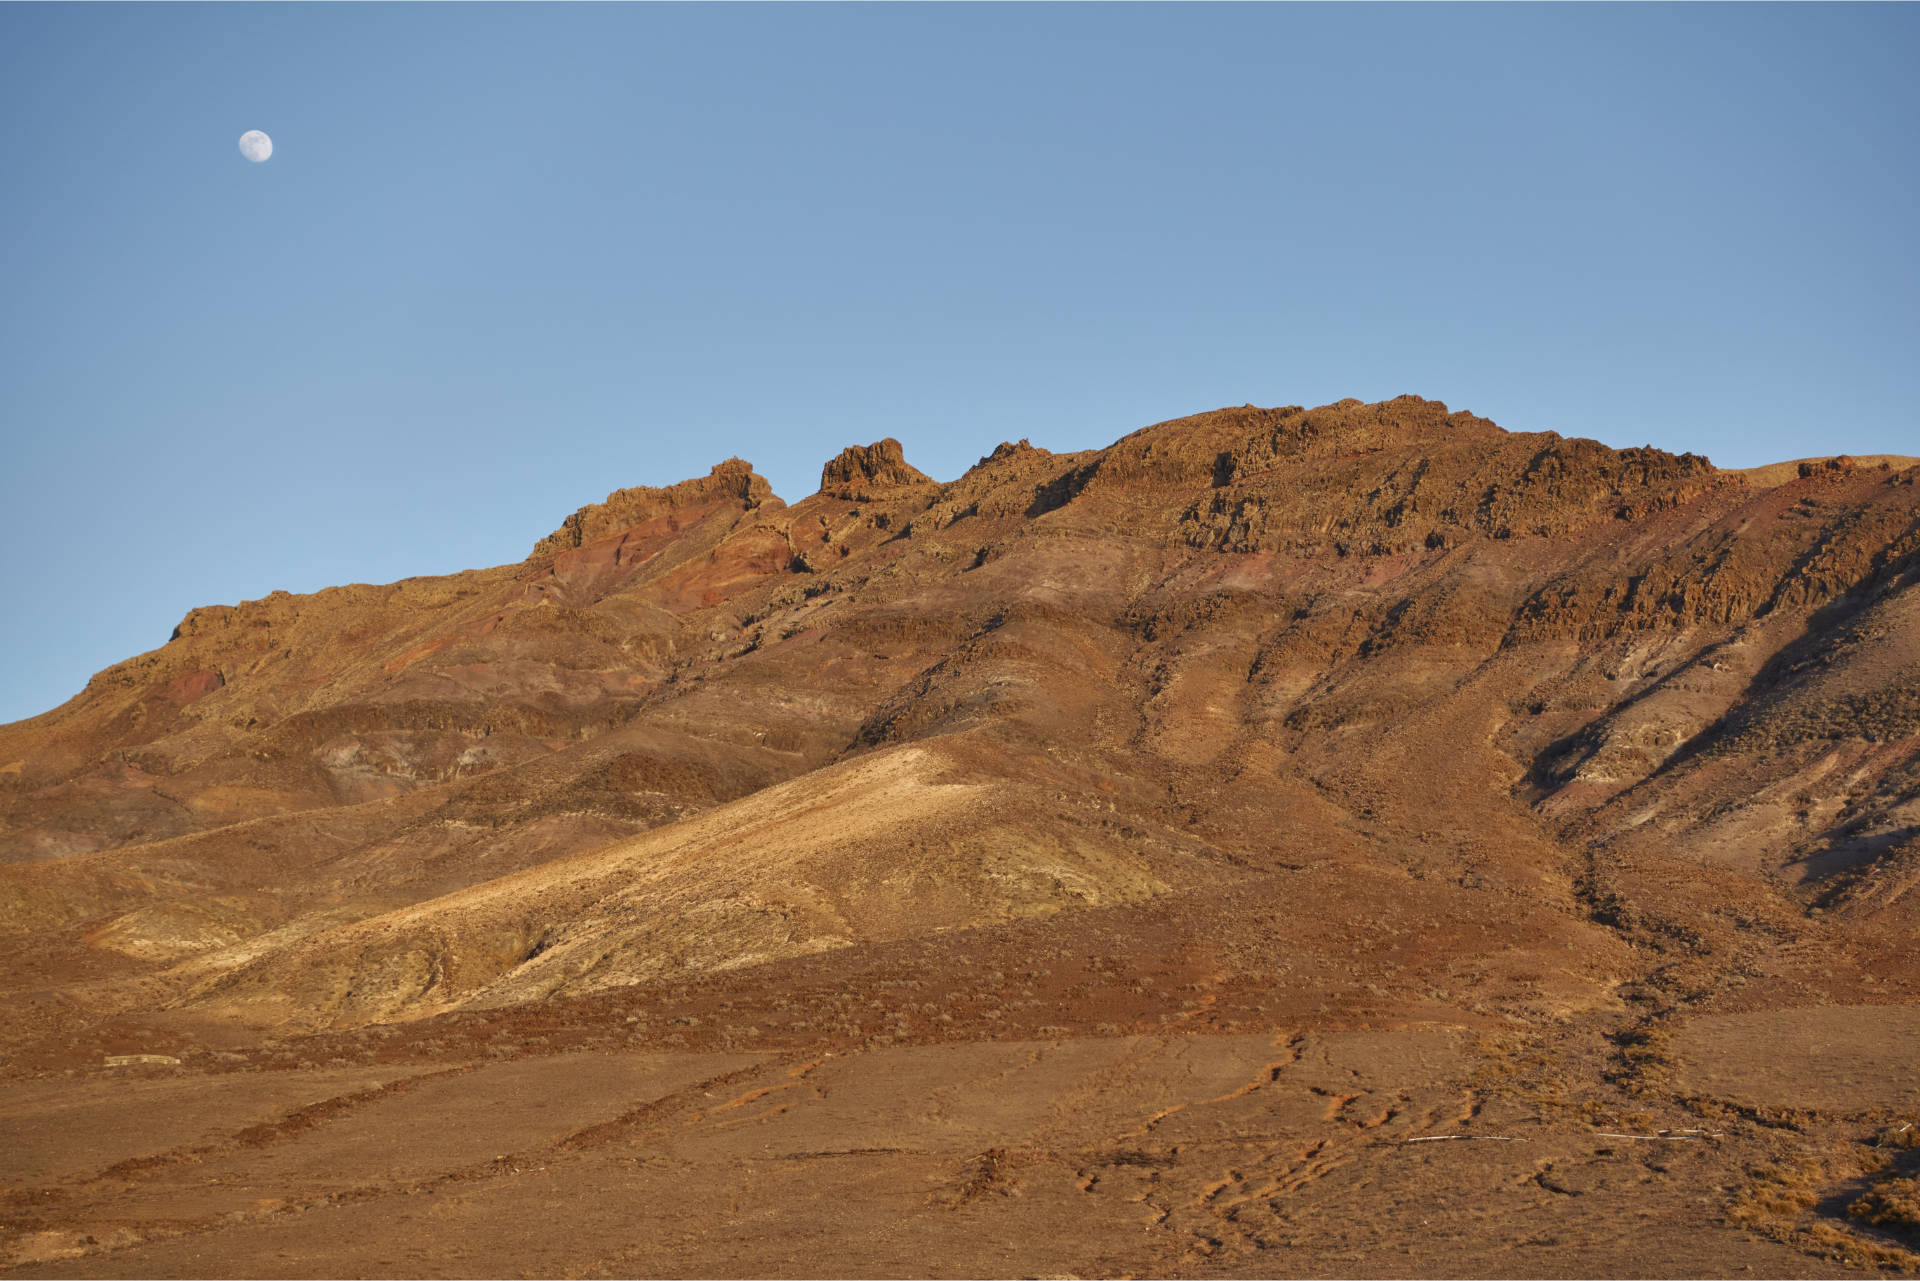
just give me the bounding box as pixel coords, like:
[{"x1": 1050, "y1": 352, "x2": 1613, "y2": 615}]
[
  {"x1": 819, "y1": 438, "x2": 933, "y2": 500},
  {"x1": 530, "y1": 458, "x2": 775, "y2": 558}
]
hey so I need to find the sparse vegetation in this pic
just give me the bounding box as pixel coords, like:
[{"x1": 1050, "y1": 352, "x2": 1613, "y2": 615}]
[{"x1": 1850, "y1": 1175, "x2": 1920, "y2": 1231}]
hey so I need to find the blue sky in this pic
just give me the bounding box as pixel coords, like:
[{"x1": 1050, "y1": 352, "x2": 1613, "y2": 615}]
[{"x1": 2, "y1": 3, "x2": 1916, "y2": 724}]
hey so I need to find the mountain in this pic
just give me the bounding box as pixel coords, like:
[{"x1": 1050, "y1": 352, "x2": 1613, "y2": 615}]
[{"x1": 3, "y1": 396, "x2": 1917, "y2": 1279}]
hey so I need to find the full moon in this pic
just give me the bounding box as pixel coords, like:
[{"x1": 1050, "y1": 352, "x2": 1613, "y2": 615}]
[{"x1": 238, "y1": 130, "x2": 273, "y2": 163}]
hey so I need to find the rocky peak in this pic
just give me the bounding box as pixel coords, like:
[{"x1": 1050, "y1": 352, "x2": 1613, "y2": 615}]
[
  {"x1": 979, "y1": 439, "x2": 1048, "y2": 467},
  {"x1": 530, "y1": 459, "x2": 775, "y2": 559},
  {"x1": 819, "y1": 438, "x2": 934, "y2": 501}
]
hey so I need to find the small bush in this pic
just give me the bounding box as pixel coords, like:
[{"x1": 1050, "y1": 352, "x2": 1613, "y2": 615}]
[
  {"x1": 1874, "y1": 1123, "x2": 1920, "y2": 1151},
  {"x1": 1850, "y1": 1175, "x2": 1920, "y2": 1230}
]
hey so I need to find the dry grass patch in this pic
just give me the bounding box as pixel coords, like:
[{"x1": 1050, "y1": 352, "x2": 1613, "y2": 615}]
[
  {"x1": 1727, "y1": 1159, "x2": 1826, "y2": 1229},
  {"x1": 1805, "y1": 1221, "x2": 1920, "y2": 1272},
  {"x1": 1728, "y1": 1150, "x2": 1920, "y2": 1273},
  {"x1": 1849, "y1": 1174, "x2": 1920, "y2": 1232}
]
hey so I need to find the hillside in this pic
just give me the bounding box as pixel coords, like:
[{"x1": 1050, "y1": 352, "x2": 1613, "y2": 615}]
[{"x1": 3, "y1": 396, "x2": 1917, "y2": 1279}]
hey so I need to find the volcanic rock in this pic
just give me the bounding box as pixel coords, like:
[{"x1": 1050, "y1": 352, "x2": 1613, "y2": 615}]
[{"x1": 818, "y1": 437, "x2": 934, "y2": 500}]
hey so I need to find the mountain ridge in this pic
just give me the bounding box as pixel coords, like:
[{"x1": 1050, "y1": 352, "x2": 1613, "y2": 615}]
[{"x1": 4, "y1": 393, "x2": 1913, "y2": 1030}]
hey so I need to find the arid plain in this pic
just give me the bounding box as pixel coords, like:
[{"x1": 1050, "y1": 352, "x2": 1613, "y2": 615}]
[{"x1": 3, "y1": 396, "x2": 1918, "y2": 1278}]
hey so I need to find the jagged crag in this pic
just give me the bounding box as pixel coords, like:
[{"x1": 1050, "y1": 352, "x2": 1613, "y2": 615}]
[{"x1": 3, "y1": 397, "x2": 1918, "y2": 1279}]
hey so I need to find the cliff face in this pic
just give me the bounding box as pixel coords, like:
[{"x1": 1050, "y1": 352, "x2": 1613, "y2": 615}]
[{"x1": 0, "y1": 398, "x2": 1915, "y2": 1044}]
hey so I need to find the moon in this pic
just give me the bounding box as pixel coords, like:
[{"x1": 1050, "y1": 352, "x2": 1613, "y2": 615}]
[{"x1": 238, "y1": 130, "x2": 273, "y2": 163}]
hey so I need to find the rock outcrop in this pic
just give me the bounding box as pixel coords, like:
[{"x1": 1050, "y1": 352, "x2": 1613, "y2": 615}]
[
  {"x1": 818, "y1": 437, "x2": 934, "y2": 500},
  {"x1": 529, "y1": 458, "x2": 775, "y2": 559}
]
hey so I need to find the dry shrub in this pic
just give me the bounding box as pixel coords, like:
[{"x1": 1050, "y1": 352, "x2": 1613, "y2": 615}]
[
  {"x1": 1873, "y1": 1123, "x2": 1919, "y2": 1151},
  {"x1": 1805, "y1": 1221, "x2": 1920, "y2": 1271},
  {"x1": 1597, "y1": 1022, "x2": 1680, "y2": 1095},
  {"x1": 1728, "y1": 1161, "x2": 1825, "y2": 1228},
  {"x1": 1851, "y1": 1175, "x2": 1920, "y2": 1231},
  {"x1": 1729, "y1": 1155, "x2": 1920, "y2": 1273}
]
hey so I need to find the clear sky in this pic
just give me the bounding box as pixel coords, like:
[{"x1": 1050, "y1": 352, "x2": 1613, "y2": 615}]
[{"x1": 2, "y1": 3, "x2": 1916, "y2": 724}]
